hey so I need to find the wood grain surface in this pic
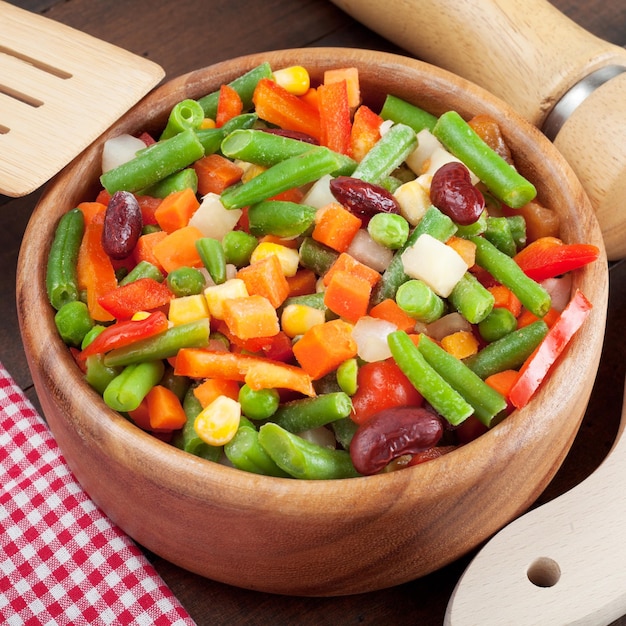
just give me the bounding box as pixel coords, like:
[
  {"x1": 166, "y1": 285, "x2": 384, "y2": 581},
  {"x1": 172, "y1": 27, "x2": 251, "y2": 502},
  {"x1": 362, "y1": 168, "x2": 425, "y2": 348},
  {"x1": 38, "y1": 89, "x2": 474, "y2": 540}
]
[{"x1": 3, "y1": 1, "x2": 626, "y2": 623}]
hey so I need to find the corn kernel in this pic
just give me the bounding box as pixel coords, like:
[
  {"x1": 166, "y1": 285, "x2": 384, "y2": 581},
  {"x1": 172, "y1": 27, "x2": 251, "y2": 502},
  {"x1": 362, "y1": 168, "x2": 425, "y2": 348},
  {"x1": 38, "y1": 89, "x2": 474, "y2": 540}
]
[
  {"x1": 440, "y1": 330, "x2": 479, "y2": 360},
  {"x1": 200, "y1": 118, "x2": 216, "y2": 129},
  {"x1": 281, "y1": 304, "x2": 326, "y2": 338},
  {"x1": 131, "y1": 311, "x2": 152, "y2": 321},
  {"x1": 168, "y1": 294, "x2": 210, "y2": 326},
  {"x1": 250, "y1": 242, "x2": 300, "y2": 277},
  {"x1": 194, "y1": 395, "x2": 241, "y2": 446},
  {"x1": 241, "y1": 162, "x2": 267, "y2": 183},
  {"x1": 272, "y1": 66, "x2": 310, "y2": 96},
  {"x1": 204, "y1": 278, "x2": 248, "y2": 319}
]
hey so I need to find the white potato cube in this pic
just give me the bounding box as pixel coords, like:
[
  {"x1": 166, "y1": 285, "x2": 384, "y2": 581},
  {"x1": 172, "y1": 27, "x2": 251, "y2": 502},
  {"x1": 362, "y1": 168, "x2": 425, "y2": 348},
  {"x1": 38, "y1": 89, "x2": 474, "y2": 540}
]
[
  {"x1": 188, "y1": 192, "x2": 242, "y2": 240},
  {"x1": 394, "y1": 178, "x2": 431, "y2": 226}
]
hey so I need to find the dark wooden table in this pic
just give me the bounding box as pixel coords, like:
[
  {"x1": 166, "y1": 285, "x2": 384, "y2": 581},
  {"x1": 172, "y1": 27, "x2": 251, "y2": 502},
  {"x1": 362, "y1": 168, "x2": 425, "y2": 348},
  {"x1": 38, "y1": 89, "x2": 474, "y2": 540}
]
[{"x1": 3, "y1": 0, "x2": 626, "y2": 623}]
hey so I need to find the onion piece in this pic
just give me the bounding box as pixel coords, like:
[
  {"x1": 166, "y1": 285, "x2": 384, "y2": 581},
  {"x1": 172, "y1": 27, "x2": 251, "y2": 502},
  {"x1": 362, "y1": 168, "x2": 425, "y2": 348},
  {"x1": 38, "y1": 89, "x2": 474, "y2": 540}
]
[
  {"x1": 352, "y1": 316, "x2": 397, "y2": 362},
  {"x1": 101, "y1": 134, "x2": 147, "y2": 173},
  {"x1": 425, "y1": 312, "x2": 473, "y2": 341},
  {"x1": 346, "y1": 229, "x2": 393, "y2": 273}
]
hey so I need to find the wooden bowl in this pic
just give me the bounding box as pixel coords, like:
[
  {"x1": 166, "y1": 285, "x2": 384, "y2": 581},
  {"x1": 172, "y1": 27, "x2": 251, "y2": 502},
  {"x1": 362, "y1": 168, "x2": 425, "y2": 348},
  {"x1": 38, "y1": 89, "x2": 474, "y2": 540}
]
[{"x1": 17, "y1": 48, "x2": 608, "y2": 596}]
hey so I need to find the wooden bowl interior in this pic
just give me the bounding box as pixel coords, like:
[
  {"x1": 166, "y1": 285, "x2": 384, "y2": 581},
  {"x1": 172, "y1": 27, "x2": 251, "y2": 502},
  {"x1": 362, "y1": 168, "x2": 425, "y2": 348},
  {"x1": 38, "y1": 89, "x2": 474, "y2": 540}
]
[{"x1": 16, "y1": 48, "x2": 608, "y2": 596}]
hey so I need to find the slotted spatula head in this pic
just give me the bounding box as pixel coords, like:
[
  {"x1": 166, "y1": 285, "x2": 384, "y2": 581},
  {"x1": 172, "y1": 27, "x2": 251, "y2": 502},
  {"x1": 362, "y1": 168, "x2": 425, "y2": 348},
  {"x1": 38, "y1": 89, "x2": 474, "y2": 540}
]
[{"x1": 0, "y1": 1, "x2": 165, "y2": 197}]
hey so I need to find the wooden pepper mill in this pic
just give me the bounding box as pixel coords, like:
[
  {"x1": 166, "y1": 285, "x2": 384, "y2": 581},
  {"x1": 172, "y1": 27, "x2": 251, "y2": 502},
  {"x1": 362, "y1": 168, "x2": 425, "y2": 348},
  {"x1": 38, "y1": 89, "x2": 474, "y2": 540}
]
[{"x1": 331, "y1": 0, "x2": 626, "y2": 259}]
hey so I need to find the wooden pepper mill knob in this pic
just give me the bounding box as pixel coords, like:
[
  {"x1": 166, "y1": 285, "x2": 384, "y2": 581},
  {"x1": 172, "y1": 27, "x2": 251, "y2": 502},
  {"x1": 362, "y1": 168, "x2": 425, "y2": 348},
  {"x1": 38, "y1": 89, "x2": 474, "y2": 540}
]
[{"x1": 332, "y1": 0, "x2": 626, "y2": 259}]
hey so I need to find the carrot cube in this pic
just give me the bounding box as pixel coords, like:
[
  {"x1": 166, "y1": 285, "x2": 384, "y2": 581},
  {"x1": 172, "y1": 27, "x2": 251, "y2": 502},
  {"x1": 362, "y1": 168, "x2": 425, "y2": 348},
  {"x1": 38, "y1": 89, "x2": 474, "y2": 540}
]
[
  {"x1": 369, "y1": 298, "x2": 416, "y2": 332},
  {"x1": 322, "y1": 252, "x2": 381, "y2": 287},
  {"x1": 222, "y1": 295, "x2": 280, "y2": 340},
  {"x1": 323, "y1": 270, "x2": 372, "y2": 323},
  {"x1": 154, "y1": 187, "x2": 200, "y2": 233},
  {"x1": 236, "y1": 254, "x2": 290, "y2": 308},
  {"x1": 193, "y1": 153, "x2": 244, "y2": 196},
  {"x1": 312, "y1": 202, "x2": 362, "y2": 252},
  {"x1": 152, "y1": 225, "x2": 204, "y2": 273}
]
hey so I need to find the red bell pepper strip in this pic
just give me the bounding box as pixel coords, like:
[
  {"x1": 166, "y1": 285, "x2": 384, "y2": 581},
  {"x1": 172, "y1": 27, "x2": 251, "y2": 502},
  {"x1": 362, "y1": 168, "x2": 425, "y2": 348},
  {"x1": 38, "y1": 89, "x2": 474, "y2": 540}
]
[
  {"x1": 513, "y1": 237, "x2": 600, "y2": 282},
  {"x1": 215, "y1": 84, "x2": 244, "y2": 127},
  {"x1": 508, "y1": 289, "x2": 593, "y2": 409},
  {"x1": 78, "y1": 311, "x2": 169, "y2": 360},
  {"x1": 318, "y1": 80, "x2": 352, "y2": 155},
  {"x1": 97, "y1": 277, "x2": 173, "y2": 319}
]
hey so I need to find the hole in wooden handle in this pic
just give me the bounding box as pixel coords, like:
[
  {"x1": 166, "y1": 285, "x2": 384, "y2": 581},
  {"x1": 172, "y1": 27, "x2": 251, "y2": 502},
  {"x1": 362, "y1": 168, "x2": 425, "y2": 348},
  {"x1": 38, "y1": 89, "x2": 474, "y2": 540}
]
[
  {"x1": 0, "y1": 44, "x2": 72, "y2": 80},
  {"x1": 527, "y1": 557, "x2": 562, "y2": 587}
]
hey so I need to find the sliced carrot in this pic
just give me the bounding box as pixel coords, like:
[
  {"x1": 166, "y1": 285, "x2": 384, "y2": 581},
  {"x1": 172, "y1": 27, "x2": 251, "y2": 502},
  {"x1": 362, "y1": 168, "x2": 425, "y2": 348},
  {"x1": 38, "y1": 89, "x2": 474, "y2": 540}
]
[
  {"x1": 152, "y1": 225, "x2": 204, "y2": 272},
  {"x1": 136, "y1": 195, "x2": 162, "y2": 225},
  {"x1": 193, "y1": 153, "x2": 244, "y2": 196},
  {"x1": 286, "y1": 268, "x2": 317, "y2": 297},
  {"x1": 323, "y1": 67, "x2": 360, "y2": 109},
  {"x1": 318, "y1": 80, "x2": 351, "y2": 155},
  {"x1": 133, "y1": 230, "x2": 168, "y2": 271},
  {"x1": 128, "y1": 398, "x2": 152, "y2": 431},
  {"x1": 349, "y1": 104, "x2": 382, "y2": 162},
  {"x1": 215, "y1": 84, "x2": 243, "y2": 127},
  {"x1": 369, "y1": 298, "x2": 417, "y2": 332},
  {"x1": 154, "y1": 187, "x2": 200, "y2": 233},
  {"x1": 145, "y1": 385, "x2": 188, "y2": 431},
  {"x1": 222, "y1": 295, "x2": 280, "y2": 340},
  {"x1": 299, "y1": 87, "x2": 319, "y2": 110},
  {"x1": 488, "y1": 284, "x2": 523, "y2": 318},
  {"x1": 485, "y1": 369, "x2": 520, "y2": 398},
  {"x1": 268, "y1": 186, "x2": 305, "y2": 204},
  {"x1": 292, "y1": 319, "x2": 358, "y2": 380},
  {"x1": 244, "y1": 360, "x2": 315, "y2": 397},
  {"x1": 235, "y1": 254, "x2": 290, "y2": 308},
  {"x1": 440, "y1": 330, "x2": 479, "y2": 359},
  {"x1": 516, "y1": 306, "x2": 561, "y2": 329},
  {"x1": 76, "y1": 211, "x2": 117, "y2": 322},
  {"x1": 323, "y1": 270, "x2": 372, "y2": 323},
  {"x1": 446, "y1": 236, "x2": 476, "y2": 268},
  {"x1": 193, "y1": 378, "x2": 241, "y2": 408},
  {"x1": 252, "y1": 78, "x2": 321, "y2": 140},
  {"x1": 312, "y1": 203, "x2": 362, "y2": 253},
  {"x1": 77, "y1": 201, "x2": 106, "y2": 225},
  {"x1": 322, "y1": 251, "x2": 381, "y2": 287}
]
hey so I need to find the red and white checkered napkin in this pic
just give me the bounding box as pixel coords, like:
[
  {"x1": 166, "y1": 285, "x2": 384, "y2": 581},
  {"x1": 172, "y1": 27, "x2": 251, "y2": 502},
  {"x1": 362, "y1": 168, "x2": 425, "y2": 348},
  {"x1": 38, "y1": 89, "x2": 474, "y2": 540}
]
[{"x1": 0, "y1": 362, "x2": 197, "y2": 626}]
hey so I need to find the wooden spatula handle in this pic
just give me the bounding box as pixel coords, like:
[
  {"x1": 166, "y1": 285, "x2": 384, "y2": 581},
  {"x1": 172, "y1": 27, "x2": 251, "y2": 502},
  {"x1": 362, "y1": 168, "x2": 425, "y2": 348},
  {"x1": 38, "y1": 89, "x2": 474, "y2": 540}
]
[{"x1": 331, "y1": 0, "x2": 626, "y2": 259}]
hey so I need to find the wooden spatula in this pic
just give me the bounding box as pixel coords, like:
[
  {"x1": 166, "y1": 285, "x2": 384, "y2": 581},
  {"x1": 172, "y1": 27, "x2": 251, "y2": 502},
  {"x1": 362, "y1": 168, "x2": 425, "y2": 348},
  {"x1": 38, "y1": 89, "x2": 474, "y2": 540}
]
[
  {"x1": 0, "y1": 1, "x2": 164, "y2": 197},
  {"x1": 444, "y1": 377, "x2": 626, "y2": 625}
]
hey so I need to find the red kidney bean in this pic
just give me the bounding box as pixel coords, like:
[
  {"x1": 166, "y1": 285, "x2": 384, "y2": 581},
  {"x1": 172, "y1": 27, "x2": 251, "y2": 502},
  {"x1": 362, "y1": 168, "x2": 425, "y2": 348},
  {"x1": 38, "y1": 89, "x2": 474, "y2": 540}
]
[
  {"x1": 349, "y1": 406, "x2": 444, "y2": 475},
  {"x1": 262, "y1": 128, "x2": 319, "y2": 145},
  {"x1": 330, "y1": 176, "x2": 400, "y2": 225},
  {"x1": 430, "y1": 162, "x2": 485, "y2": 225},
  {"x1": 102, "y1": 190, "x2": 143, "y2": 259}
]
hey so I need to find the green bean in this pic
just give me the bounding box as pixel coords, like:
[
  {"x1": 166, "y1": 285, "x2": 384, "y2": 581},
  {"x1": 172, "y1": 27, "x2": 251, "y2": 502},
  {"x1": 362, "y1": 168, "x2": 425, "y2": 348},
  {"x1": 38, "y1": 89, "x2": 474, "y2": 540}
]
[
  {"x1": 54, "y1": 301, "x2": 94, "y2": 347},
  {"x1": 81, "y1": 324, "x2": 106, "y2": 350},
  {"x1": 367, "y1": 213, "x2": 409, "y2": 249},
  {"x1": 220, "y1": 147, "x2": 345, "y2": 210},
  {"x1": 195, "y1": 237, "x2": 227, "y2": 285},
  {"x1": 470, "y1": 235, "x2": 551, "y2": 317},
  {"x1": 448, "y1": 272, "x2": 495, "y2": 324},
  {"x1": 379, "y1": 94, "x2": 438, "y2": 133},
  {"x1": 351, "y1": 123, "x2": 417, "y2": 185},
  {"x1": 271, "y1": 392, "x2": 353, "y2": 433},
  {"x1": 396, "y1": 279, "x2": 445, "y2": 323},
  {"x1": 224, "y1": 418, "x2": 290, "y2": 477},
  {"x1": 103, "y1": 318, "x2": 210, "y2": 367},
  {"x1": 433, "y1": 111, "x2": 537, "y2": 208},
  {"x1": 298, "y1": 237, "x2": 339, "y2": 276},
  {"x1": 221, "y1": 230, "x2": 258, "y2": 267},
  {"x1": 371, "y1": 205, "x2": 457, "y2": 305},
  {"x1": 171, "y1": 386, "x2": 221, "y2": 461},
  {"x1": 507, "y1": 215, "x2": 527, "y2": 251},
  {"x1": 485, "y1": 216, "x2": 516, "y2": 257},
  {"x1": 84, "y1": 354, "x2": 121, "y2": 395},
  {"x1": 100, "y1": 128, "x2": 205, "y2": 194},
  {"x1": 463, "y1": 320, "x2": 549, "y2": 379},
  {"x1": 103, "y1": 360, "x2": 165, "y2": 413},
  {"x1": 387, "y1": 330, "x2": 473, "y2": 426},
  {"x1": 197, "y1": 62, "x2": 273, "y2": 118},
  {"x1": 247, "y1": 200, "x2": 317, "y2": 238},
  {"x1": 454, "y1": 210, "x2": 488, "y2": 238},
  {"x1": 221, "y1": 128, "x2": 356, "y2": 175},
  {"x1": 159, "y1": 365, "x2": 190, "y2": 402},
  {"x1": 417, "y1": 334, "x2": 507, "y2": 427},
  {"x1": 258, "y1": 422, "x2": 360, "y2": 479},
  {"x1": 160, "y1": 98, "x2": 205, "y2": 140},
  {"x1": 166, "y1": 266, "x2": 206, "y2": 297},
  {"x1": 194, "y1": 113, "x2": 258, "y2": 154},
  {"x1": 331, "y1": 417, "x2": 359, "y2": 450},
  {"x1": 478, "y1": 307, "x2": 518, "y2": 343},
  {"x1": 46, "y1": 208, "x2": 85, "y2": 310},
  {"x1": 238, "y1": 384, "x2": 280, "y2": 420},
  {"x1": 119, "y1": 260, "x2": 164, "y2": 286},
  {"x1": 138, "y1": 167, "x2": 198, "y2": 198}
]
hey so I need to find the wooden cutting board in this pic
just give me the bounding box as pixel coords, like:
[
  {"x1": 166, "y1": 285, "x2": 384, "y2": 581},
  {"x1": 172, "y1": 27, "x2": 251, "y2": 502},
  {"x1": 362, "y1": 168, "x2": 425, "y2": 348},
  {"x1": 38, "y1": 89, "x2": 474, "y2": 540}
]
[{"x1": 0, "y1": 1, "x2": 164, "y2": 197}]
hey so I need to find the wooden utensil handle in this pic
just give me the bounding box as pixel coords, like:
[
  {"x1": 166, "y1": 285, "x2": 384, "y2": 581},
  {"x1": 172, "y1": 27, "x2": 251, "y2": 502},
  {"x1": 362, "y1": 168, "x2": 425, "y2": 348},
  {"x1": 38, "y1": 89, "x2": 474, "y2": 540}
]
[{"x1": 332, "y1": 0, "x2": 626, "y2": 259}]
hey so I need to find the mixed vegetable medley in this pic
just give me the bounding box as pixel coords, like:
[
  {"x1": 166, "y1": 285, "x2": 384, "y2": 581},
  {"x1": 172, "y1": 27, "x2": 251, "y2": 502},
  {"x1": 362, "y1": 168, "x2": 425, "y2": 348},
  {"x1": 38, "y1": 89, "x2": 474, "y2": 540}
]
[{"x1": 47, "y1": 62, "x2": 600, "y2": 479}]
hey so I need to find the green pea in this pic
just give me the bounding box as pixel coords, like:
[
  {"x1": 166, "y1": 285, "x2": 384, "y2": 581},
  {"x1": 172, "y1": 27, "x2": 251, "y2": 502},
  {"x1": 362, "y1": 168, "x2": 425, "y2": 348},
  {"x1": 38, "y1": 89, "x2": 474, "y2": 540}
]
[
  {"x1": 238, "y1": 384, "x2": 280, "y2": 420},
  {"x1": 166, "y1": 266, "x2": 206, "y2": 297},
  {"x1": 54, "y1": 301, "x2": 94, "y2": 347},
  {"x1": 81, "y1": 324, "x2": 106, "y2": 350},
  {"x1": 367, "y1": 213, "x2": 410, "y2": 249},
  {"x1": 221, "y1": 230, "x2": 258, "y2": 267},
  {"x1": 336, "y1": 358, "x2": 359, "y2": 396}
]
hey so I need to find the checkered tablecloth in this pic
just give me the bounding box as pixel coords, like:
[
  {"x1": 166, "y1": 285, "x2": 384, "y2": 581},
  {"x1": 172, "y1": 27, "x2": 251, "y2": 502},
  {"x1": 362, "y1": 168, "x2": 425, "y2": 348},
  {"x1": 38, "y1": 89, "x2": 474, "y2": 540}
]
[{"x1": 0, "y1": 362, "x2": 196, "y2": 625}]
